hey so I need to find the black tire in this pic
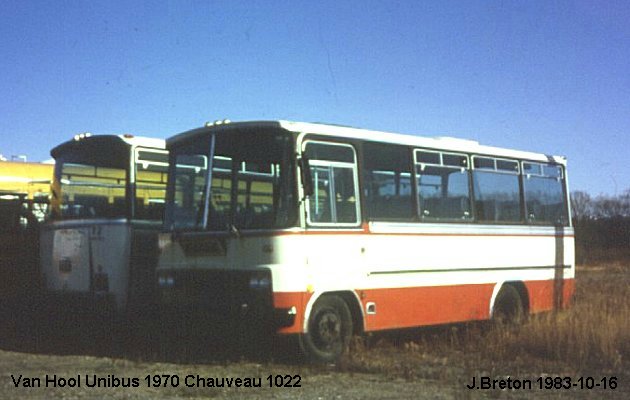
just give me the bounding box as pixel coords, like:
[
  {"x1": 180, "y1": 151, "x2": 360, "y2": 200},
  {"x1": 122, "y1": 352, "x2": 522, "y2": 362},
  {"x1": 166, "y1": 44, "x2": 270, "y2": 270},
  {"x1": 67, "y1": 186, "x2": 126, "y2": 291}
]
[
  {"x1": 492, "y1": 284, "x2": 524, "y2": 324},
  {"x1": 300, "y1": 295, "x2": 353, "y2": 364}
]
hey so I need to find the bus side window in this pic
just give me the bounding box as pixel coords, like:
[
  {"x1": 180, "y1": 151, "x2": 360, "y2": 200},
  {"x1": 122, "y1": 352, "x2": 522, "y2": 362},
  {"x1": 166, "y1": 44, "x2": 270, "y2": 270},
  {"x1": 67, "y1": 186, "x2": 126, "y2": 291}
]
[
  {"x1": 522, "y1": 162, "x2": 568, "y2": 225},
  {"x1": 363, "y1": 143, "x2": 413, "y2": 221},
  {"x1": 415, "y1": 150, "x2": 471, "y2": 221},
  {"x1": 310, "y1": 166, "x2": 332, "y2": 223},
  {"x1": 332, "y1": 167, "x2": 357, "y2": 223},
  {"x1": 472, "y1": 157, "x2": 521, "y2": 223},
  {"x1": 304, "y1": 141, "x2": 360, "y2": 226}
]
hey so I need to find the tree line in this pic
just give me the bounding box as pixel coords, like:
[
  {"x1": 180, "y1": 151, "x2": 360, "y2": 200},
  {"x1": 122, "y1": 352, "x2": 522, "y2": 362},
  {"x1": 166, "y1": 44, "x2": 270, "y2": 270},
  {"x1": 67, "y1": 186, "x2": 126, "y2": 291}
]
[{"x1": 571, "y1": 189, "x2": 630, "y2": 264}]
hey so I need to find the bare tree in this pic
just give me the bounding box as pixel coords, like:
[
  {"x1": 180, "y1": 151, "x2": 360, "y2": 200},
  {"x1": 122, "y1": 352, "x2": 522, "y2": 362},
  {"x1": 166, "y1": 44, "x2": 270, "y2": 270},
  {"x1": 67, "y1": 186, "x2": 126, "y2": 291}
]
[
  {"x1": 621, "y1": 189, "x2": 630, "y2": 217},
  {"x1": 593, "y1": 194, "x2": 628, "y2": 218},
  {"x1": 570, "y1": 191, "x2": 592, "y2": 221},
  {"x1": 572, "y1": 188, "x2": 630, "y2": 264}
]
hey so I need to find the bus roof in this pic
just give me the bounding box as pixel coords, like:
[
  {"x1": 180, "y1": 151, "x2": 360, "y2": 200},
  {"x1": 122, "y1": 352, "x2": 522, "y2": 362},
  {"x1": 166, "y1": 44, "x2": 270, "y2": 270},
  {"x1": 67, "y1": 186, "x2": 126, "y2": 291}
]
[
  {"x1": 51, "y1": 134, "x2": 165, "y2": 159},
  {"x1": 167, "y1": 120, "x2": 567, "y2": 165}
]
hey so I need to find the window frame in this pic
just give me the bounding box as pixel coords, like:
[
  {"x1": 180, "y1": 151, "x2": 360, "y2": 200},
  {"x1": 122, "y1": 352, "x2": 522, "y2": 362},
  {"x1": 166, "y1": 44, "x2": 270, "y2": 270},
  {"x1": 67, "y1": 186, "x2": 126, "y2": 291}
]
[
  {"x1": 470, "y1": 155, "x2": 523, "y2": 224},
  {"x1": 471, "y1": 155, "x2": 520, "y2": 175},
  {"x1": 521, "y1": 160, "x2": 569, "y2": 226},
  {"x1": 413, "y1": 149, "x2": 473, "y2": 222},
  {"x1": 302, "y1": 140, "x2": 361, "y2": 228},
  {"x1": 363, "y1": 142, "x2": 415, "y2": 222}
]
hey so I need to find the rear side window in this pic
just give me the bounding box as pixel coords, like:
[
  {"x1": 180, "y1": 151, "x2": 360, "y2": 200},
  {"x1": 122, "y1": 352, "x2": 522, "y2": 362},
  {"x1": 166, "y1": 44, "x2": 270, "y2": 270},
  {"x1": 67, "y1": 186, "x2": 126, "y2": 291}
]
[{"x1": 522, "y1": 162, "x2": 568, "y2": 225}]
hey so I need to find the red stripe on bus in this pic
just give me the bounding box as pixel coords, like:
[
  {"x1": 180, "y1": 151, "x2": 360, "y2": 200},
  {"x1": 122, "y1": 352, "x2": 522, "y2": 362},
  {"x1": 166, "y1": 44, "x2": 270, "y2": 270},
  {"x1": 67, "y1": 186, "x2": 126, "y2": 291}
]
[
  {"x1": 242, "y1": 229, "x2": 574, "y2": 238},
  {"x1": 273, "y1": 278, "x2": 575, "y2": 334},
  {"x1": 525, "y1": 278, "x2": 575, "y2": 311},
  {"x1": 360, "y1": 279, "x2": 575, "y2": 331},
  {"x1": 359, "y1": 283, "x2": 495, "y2": 331}
]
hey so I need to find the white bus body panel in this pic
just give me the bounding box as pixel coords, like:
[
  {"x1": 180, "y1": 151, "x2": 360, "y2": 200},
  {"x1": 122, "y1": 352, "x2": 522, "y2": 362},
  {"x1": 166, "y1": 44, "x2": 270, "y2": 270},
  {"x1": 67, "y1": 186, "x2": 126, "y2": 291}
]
[
  {"x1": 41, "y1": 221, "x2": 131, "y2": 311},
  {"x1": 157, "y1": 224, "x2": 574, "y2": 334}
]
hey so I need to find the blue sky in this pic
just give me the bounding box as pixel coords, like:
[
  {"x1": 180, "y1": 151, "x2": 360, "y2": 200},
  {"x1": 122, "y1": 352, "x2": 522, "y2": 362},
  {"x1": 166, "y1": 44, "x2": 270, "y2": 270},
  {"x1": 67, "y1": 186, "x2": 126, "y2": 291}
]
[{"x1": 1, "y1": 0, "x2": 628, "y2": 195}]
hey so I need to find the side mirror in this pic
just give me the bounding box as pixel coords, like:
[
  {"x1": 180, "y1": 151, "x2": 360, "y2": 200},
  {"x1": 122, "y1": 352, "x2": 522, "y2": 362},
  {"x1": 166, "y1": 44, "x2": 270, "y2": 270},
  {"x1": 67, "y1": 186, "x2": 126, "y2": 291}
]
[{"x1": 299, "y1": 155, "x2": 313, "y2": 198}]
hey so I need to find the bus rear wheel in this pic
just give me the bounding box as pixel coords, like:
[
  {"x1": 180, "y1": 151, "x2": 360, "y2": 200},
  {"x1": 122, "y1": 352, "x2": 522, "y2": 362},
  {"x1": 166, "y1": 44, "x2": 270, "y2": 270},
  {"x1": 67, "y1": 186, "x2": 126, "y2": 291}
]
[
  {"x1": 492, "y1": 284, "x2": 524, "y2": 324},
  {"x1": 300, "y1": 295, "x2": 353, "y2": 364}
]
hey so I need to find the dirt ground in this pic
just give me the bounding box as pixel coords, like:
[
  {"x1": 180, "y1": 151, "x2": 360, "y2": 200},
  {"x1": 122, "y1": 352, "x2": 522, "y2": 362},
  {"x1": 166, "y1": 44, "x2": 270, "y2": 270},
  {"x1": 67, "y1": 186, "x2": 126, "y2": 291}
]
[
  {"x1": 0, "y1": 349, "x2": 451, "y2": 399},
  {"x1": 1, "y1": 346, "x2": 627, "y2": 400}
]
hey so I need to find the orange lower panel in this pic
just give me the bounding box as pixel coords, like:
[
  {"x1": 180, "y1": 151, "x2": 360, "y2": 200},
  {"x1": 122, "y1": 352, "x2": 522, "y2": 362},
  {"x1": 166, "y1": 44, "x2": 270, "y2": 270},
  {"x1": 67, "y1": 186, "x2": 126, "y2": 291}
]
[
  {"x1": 525, "y1": 278, "x2": 575, "y2": 312},
  {"x1": 273, "y1": 278, "x2": 576, "y2": 334},
  {"x1": 360, "y1": 283, "x2": 495, "y2": 331}
]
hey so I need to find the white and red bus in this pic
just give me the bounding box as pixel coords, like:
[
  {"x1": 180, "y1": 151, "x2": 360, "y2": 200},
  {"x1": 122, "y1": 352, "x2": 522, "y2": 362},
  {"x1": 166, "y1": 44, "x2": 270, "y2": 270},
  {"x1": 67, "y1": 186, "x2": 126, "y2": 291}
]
[
  {"x1": 40, "y1": 134, "x2": 168, "y2": 320},
  {"x1": 156, "y1": 121, "x2": 574, "y2": 362}
]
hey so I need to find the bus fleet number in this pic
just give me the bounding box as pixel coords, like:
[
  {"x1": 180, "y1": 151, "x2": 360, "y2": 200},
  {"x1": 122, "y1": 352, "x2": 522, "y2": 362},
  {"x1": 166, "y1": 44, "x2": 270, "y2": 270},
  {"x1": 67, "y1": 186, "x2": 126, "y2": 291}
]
[{"x1": 267, "y1": 374, "x2": 301, "y2": 387}]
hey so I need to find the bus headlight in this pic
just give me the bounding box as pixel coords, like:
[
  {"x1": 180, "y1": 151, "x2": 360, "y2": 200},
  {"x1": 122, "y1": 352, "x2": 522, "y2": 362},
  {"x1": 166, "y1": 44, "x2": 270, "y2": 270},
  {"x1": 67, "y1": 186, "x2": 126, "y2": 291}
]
[
  {"x1": 249, "y1": 275, "x2": 271, "y2": 290},
  {"x1": 158, "y1": 274, "x2": 175, "y2": 287}
]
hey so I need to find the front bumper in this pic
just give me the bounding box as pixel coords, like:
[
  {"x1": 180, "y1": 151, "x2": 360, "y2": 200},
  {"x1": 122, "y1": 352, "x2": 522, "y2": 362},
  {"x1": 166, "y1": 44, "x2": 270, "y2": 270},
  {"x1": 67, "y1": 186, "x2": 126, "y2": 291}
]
[{"x1": 157, "y1": 269, "x2": 295, "y2": 336}]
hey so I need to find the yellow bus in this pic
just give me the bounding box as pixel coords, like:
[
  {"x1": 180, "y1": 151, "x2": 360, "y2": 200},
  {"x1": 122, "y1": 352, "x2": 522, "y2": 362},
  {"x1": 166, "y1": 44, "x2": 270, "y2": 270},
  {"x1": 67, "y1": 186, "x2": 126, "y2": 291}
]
[
  {"x1": 0, "y1": 160, "x2": 52, "y2": 222},
  {"x1": 0, "y1": 160, "x2": 52, "y2": 196}
]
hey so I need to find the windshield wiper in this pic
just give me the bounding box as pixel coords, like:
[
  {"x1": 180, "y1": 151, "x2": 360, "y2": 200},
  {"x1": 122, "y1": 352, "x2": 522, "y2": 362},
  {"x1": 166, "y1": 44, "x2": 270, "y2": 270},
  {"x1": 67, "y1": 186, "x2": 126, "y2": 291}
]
[{"x1": 200, "y1": 133, "x2": 216, "y2": 230}]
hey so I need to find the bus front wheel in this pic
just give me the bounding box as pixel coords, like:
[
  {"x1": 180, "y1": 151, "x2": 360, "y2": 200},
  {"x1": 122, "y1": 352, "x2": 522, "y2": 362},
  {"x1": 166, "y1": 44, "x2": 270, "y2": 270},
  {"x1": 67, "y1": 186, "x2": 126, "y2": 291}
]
[{"x1": 300, "y1": 295, "x2": 353, "y2": 363}]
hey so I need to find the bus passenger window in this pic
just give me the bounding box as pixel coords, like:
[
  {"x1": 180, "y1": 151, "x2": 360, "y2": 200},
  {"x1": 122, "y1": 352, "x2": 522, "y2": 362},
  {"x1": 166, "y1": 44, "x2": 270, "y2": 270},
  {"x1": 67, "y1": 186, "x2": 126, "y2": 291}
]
[
  {"x1": 363, "y1": 143, "x2": 413, "y2": 221},
  {"x1": 310, "y1": 166, "x2": 332, "y2": 223},
  {"x1": 333, "y1": 168, "x2": 357, "y2": 223},
  {"x1": 304, "y1": 141, "x2": 360, "y2": 226},
  {"x1": 522, "y1": 162, "x2": 568, "y2": 225},
  {"x1": 415, "y1": 150, "x2": 471, "y2": 221},
  {"x1": 472, "y1": 157, "x2": 521, "y2": 223}
]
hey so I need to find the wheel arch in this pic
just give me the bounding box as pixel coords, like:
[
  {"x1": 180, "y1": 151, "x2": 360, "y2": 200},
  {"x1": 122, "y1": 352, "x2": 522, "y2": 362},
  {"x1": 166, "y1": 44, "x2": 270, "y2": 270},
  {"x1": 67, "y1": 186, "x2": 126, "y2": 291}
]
[
  {"x1": 302, "y1": 290, "x2": 365, "y2": 335},
  {"x1": 489, "y1": 280, "x2": 530, "y2": 318}
]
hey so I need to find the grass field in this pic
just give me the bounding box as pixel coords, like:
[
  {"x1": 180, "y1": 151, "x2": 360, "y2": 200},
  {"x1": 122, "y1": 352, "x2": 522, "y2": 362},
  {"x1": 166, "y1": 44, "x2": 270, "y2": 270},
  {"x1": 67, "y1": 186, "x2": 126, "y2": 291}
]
[{"x1": 1, "y1": 265, "x2": 628, "y2": 399}]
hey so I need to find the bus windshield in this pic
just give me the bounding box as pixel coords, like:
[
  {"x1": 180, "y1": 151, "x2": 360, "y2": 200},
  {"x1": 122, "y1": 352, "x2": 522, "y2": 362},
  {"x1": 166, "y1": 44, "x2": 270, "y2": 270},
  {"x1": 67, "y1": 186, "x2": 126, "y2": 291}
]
[
  {"x1": 166, "y1": 128, "x2": 296, "y2": 231},
  {"x1": 52, "y1": 137, "x2": 167, "y2": 221},
  {"x1": 54, "y1": 154, "x2": 128, "y2": 219}
]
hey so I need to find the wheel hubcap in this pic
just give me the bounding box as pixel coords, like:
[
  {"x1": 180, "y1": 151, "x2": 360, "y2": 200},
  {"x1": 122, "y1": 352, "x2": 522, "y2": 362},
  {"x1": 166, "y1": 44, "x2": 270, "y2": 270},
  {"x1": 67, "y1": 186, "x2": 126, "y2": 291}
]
[{"x1": 316, "y1": 311, "x2": 341, "y2": 347}]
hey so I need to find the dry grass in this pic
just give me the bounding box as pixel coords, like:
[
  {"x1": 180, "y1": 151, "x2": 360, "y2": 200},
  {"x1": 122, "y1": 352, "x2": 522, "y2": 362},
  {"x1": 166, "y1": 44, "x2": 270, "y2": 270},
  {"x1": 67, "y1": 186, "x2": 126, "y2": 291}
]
[
  {"x1": 576, "y1": 246, "x2": 630, "y2": 266},
  {"x1": 498, "y1": 265, "x2": 630, "y2": 371},
  {"x1": 343, "y1": 264, "x2": 630, "y2": 380}
]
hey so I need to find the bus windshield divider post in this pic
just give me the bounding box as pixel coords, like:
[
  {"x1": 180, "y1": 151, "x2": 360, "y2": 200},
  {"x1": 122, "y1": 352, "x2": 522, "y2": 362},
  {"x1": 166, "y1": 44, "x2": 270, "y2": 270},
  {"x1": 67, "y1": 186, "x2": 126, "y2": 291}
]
[
  {"x1": 299, "y1": 154, "x2": 313, "y2": 198},
  {"x1": 201, "y1": 133, "x2": 216, "y2": 230}
]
